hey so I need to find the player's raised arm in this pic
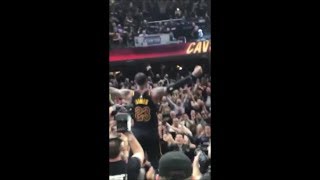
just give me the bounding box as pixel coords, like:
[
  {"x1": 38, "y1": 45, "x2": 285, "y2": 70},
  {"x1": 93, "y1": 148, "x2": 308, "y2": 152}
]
[
  {"x1": 151, "y1": 65, "x2": 203, "y2": 103},
  {"x1": 109, "y1": 87, "x2": 134, "y2": 102}
]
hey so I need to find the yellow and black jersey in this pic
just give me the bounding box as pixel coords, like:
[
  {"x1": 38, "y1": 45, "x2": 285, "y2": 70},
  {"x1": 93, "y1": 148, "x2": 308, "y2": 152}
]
[{"x1": 131, "y1": 90, "x2": 158, "y2": 130}]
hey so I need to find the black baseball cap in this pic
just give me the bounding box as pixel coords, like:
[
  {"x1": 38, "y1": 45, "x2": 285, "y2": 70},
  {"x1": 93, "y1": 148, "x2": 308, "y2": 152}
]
[{"x1": 159, "y1": 151, "x2": 192, "y2": 179}]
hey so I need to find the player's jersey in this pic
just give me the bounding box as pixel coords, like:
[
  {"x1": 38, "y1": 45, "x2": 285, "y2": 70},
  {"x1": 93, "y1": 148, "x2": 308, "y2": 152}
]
[{"x1": 131, "y1": 90, "x2": 158, "y2": 131}]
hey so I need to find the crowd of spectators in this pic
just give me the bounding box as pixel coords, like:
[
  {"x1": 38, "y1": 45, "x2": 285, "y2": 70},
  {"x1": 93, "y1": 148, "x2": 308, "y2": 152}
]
[
  {"x1": 108, "y1": 0, "x2": 211, "y2": 49},
  {"x1": 109, "y1": 63, "x2": 212, "y2": 179}
]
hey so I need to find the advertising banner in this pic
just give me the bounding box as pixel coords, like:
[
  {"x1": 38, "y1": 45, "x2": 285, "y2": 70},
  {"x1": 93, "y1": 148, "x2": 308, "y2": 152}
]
[{"x1": 134, "y1": 34, "x2": 171, "y2": 47}]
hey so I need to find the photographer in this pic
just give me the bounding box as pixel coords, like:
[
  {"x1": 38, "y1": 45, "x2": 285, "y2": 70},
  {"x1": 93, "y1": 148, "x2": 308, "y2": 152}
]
[{"x1": 109, "y1": 131, "x2": 144, "y2": 180}]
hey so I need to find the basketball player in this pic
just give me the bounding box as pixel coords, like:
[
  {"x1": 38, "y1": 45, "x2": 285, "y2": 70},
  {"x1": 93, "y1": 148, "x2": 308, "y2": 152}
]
[{"x1": 109, "y1": 65, "x2": 203, "y2": 170}]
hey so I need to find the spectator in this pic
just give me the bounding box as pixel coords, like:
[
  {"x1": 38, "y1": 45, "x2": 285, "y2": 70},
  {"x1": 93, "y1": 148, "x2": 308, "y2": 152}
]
[
  {"x1": 139, "y1": 29, "x2": 147, "y2": 37},
  {"x1": 175, "y1": 8, "x2": 182, "y2": 18},
  {"x1": 146, "y1": 142, "x2": 211, "y2": 180},
  {"x1": 197, "y1": 29, "x2": 204, "y2": 41},
  {"x1": 109, "y1": 132, "x2": 144, "y2": 180},
  {"x1": 158, "y1": 151, "x2": 193, "y2": 180},
  {"x1": 158, "y1": 22, "x2": 166, "y2": 33},
  {"x1": 158, "y1": 0, "x2": 168, "y2": 19},
  {"x1": 182, "y1": 9, "x2": 188, "y2": 20},
  {"x1": 127, "y1": 1, "x2": 136, "y2": 14},
  {"x1": 191, "y1": 0, "x2": 199, "y2": 15},
  {"x1": 168, "y1": 117, "x2": 193, "y2": 137},
  {"x1": 168, "y1": 110, "x2": 176, "y2": 124},
  {"x1": 110, "y1": 13, "x2": 120, "y2": 25},
  {"x1": 167, "y1": 96, "x2": 185, "y2": 115},
  {"x1": 154, "y1": 73, "x2": 161, "y2": 82},
  {"x1": 162, "y1": 26, "x2": 170, "y2": 34},
  {"x1": 169, "y1": 29, "x2": 176, "y2": 41},
  {"x1": 191, "y1": 22, "x2": 199, "y2": 40},
  {"x1": 205, "y1": 86, "x2": 211, "y2": 107},
  {"x1": 111, "y1": 31, "x2": 123, "y2": 48},
  {"x1": 134, "y1": 8, "x2": 144, "y2": 25},
  {"x1": 181, "y1": 113, "x2": 195, "y2": 129},
  {"x1": 205, "y1": 11, "x2": 210, "y2": 26},
  {"x1": 198, "y1": 0, "x2": 208, "y2": 17},
  {"x1": 166, "y1": 133, "x2": 196, "y2": 152},
  {"x1": 194, "y1": 112, "x2": 206, "y2": 125},
  {"x1": 124, "y1": 13, "x2": 134, "y2": 28},
  {"x1": 167, "y1": 0, "x2": 176, "y2": 19},
  {"x1": 126, "y1": 26, "x2": 135, "y2": 47}
]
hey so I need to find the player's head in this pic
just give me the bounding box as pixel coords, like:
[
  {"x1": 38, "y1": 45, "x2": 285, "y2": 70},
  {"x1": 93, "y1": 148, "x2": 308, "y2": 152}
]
[{"x1": 134, "y1": 72, "x2": 148, "y2": 88}]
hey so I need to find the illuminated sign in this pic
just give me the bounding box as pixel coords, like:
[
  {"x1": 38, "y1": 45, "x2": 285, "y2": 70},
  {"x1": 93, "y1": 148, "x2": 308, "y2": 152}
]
[
  {"x1": 109, "y1": 41, "x2": 211, "y2": 62},
  {"x1": 186, "y1": 41, "x2": 211, "y2": 54}
]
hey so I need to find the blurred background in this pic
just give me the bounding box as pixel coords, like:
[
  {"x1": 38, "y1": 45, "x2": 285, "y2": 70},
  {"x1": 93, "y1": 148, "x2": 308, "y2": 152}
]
[{"x1": 107, "y1": 0, "x2": 211, "y2": 49}]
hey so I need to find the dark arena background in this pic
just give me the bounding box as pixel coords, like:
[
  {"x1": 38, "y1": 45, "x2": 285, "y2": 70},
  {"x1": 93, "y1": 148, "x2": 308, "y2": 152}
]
[{"x1": 108, "y1": 0, "x2": 213, "y2": 179}]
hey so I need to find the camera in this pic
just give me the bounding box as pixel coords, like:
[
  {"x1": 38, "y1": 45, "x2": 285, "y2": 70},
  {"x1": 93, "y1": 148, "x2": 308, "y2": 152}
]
[
  {"x1": 111, "y1": 104, "x2": 133, "y2": 116},
  {"x1": 114, "y1": 113, "x2": 132, "y2": 133},
  {"x1": 195, "y1": 146, "x2": 210, "y2": 174},
  {"x1": 111, "y1": 104, "x2": 133, "y2": 133},
  {"x1": 201, "y1": 166, "x2": 211, "y2": 180}
]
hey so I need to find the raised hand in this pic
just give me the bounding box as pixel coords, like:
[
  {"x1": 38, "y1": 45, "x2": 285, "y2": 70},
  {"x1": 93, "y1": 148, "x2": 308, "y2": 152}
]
[{"x1": 192, "y1": 65, "x2": 203, "y2": 78}]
